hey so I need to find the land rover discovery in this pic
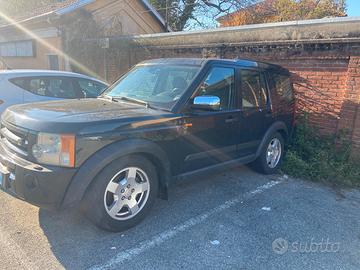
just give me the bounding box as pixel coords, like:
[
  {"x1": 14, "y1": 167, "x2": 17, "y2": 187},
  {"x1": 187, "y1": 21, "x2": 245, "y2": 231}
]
[{"x1": 0, "y1": 58, "x2": 295, "y2": 231}]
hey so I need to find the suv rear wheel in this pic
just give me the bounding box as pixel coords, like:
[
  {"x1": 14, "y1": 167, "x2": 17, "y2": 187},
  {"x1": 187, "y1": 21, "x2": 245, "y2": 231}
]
[
  {"x1": 251, "y1": 132, "x2": 284, "y2": 174},
  {"x1": 82, "y1": 155, "x2": 158, "y2": 232}
]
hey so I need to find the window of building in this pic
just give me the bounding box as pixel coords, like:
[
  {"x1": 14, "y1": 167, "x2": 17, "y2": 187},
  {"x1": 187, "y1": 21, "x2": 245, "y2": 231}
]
[
  {"x1": 0, "y1": 40, "x2": 34, "y2": 57},
  {"x1": 48, "y1": 55, "x2": 59, "y2": 70}
]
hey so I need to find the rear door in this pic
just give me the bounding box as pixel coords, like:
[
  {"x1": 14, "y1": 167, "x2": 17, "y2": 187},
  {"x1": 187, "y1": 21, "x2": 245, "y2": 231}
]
[{"x1": 237, "y1": 69, "x2": 271, "y2": 156}]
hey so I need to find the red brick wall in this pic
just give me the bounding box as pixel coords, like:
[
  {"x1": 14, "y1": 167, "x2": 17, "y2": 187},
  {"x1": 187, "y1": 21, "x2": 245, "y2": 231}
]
[
  {"x1": 283, "y1": 59, "x2": 349, "y2": 135},
  {"x1": 339, "y1": 56, "x2": 360, "y2": 149}
]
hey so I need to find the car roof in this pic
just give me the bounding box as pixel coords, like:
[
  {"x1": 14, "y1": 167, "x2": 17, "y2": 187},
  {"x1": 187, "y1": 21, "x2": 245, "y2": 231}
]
[
  {"x1": 0, "y1": 69, "x2": 108, "y2": 84},
  {"x1": 138, "y1": 58, "x2": 289, "y2": 73}
]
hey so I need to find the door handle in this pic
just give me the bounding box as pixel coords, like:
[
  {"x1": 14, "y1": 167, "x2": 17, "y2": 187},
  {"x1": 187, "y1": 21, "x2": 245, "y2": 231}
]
[{"x1": 225, "y1": 116, "x2": 238, "y2": 123}]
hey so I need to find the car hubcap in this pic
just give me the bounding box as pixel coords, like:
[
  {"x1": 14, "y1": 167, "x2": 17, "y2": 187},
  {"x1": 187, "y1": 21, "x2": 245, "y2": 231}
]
[
  {"x1": 266, "y1": 138, "x2": 282, "y2": 169},
  {"x1": 104, "y1": 167, "x2": 150, "y2": 220}
]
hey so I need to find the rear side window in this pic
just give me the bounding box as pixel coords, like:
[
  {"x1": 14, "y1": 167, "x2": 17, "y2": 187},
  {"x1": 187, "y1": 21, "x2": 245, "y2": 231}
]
[
  {"x1": 240, "y1": 70, "x2": 267, "y2": 109},
  {"x1": 74, "y1": 79, "x2": 107, "y2": 98},
  {"x1": 269, "y1": 73, "x2": 294, "y2": 102},
  {"x1": 10, "y1": 76, "x2": 80, "y2": 98}
]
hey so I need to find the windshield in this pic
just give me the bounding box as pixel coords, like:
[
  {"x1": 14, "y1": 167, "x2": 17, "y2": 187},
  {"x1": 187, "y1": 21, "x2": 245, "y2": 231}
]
[{"x1": 104, "y1": 64, "x2": 201, "y2": 110}]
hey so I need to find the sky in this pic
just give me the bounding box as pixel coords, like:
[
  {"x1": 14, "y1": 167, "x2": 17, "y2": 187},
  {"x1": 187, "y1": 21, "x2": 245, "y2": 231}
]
[{"x1": 347, "y1": 0, "x2": 360, "y2": 16}]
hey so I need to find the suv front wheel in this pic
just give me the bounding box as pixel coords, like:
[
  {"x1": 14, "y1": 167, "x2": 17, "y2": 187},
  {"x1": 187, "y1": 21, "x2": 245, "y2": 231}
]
[
  {"x1": 82, "y1": 155, "x2": 158, "y2": 232},
  {"x1": 251, "y1": 132, "x2": 284, "y2": 174}
]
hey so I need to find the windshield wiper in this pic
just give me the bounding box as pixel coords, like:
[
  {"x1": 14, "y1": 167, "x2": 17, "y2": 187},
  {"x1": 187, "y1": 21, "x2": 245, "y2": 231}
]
[
  {"x1": 110, "y1": 96, "x2": 150, "y2": 108},
  {"x1": 105, "y1": 95, "x2": 170, "y2": 112}
]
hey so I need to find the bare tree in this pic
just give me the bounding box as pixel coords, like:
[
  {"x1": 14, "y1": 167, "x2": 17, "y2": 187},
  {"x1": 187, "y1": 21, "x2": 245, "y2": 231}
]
[
  {"x1": 0, "y1": 0, "x2": 255, "y2": 30},
  {"x1": 149, "y1": 0, "x2": 256, "y2": 30}
]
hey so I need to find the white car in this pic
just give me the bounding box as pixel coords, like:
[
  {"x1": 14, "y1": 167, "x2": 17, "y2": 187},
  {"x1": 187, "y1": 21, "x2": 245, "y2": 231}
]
[{"x1": 0, "y1": 70, "x2": 108, "y2": 113}]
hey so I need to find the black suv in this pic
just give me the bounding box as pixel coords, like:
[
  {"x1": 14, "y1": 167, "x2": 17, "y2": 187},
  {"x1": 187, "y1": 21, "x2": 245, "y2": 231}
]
[{"x1": 0, "y1": 58, "x2": 294, "y2": 231}]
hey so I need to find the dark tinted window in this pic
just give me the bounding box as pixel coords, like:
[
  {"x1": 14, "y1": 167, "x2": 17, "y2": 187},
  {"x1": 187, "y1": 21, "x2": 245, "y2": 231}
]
[
  {"x1": 75, "y1": 79, "x2": 107, "y2": 98},
  {"x1": 240, "y1": 70, "x2": 267, "y2": 109},
  {"x1": 271, "y1": 73, "x2": 294, "y2": 102},
  {"x1": 10, "y1": 76, "x2": 106, "y2": 99},
  {"x1": 195, "y1": 67, "x2": 235, "y2": 110}
]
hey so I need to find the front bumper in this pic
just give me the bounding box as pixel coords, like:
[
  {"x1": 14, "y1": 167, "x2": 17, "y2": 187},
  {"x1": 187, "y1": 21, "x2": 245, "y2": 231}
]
[{"x1": 0, "y1": 141, "x2": 77, "y2": 209}]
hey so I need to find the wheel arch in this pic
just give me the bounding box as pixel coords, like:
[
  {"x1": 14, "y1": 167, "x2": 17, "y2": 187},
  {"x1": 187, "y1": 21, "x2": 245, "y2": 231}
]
[
  {"x1": 256, "y1": 121, "x2": 288, "y2": 158},
  {"x1": 61, "y1": 139, "x2": 171, "y2": 209}
]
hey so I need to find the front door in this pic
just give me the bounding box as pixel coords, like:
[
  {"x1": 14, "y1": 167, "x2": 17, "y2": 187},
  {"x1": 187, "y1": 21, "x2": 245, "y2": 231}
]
[{"x1": 179, "y1": 66, "x2": 239, "y2": 173}]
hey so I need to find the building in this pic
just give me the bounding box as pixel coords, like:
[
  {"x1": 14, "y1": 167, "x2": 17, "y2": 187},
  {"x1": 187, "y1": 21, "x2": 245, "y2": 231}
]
[
  {"x1": 0, "y1": 0, "x2": 169, "y2": 74},
  {"x1": 216, "y1": 0, "x2": 277, "y2": 27}
]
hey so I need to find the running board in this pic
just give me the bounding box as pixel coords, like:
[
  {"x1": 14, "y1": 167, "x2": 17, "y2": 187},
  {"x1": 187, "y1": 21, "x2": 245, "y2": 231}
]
[{"x1": 174, "y1": 154, "x2": 256, "y2": 182}]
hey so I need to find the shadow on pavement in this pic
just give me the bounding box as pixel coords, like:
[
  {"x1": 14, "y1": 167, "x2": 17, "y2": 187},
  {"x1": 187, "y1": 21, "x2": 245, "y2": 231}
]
[{"x1": 38, "y1": 166, "x2": 269, "y2": 269}]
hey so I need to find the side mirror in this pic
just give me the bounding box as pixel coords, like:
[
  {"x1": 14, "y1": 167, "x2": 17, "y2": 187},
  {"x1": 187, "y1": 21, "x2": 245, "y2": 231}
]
[{"x1": 192, "y1": 95, "x2": 221, "y2": 111}]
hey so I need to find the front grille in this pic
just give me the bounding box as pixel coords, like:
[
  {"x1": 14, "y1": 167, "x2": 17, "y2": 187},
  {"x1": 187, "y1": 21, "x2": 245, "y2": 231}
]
[{"x1": 0, "y1": 124, "x2": 29, "y2": 157}]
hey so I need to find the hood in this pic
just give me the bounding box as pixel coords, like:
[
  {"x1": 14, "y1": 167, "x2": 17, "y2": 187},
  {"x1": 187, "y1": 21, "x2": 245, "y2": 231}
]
[{"x1": 1, "y1": 98, "x2": 177, "y2": 134}]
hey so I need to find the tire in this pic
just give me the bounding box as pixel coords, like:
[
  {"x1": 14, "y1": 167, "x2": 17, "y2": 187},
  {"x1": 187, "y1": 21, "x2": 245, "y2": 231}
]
[
  {"x1": 251, "y1": 132, "x2": 284, "y2": 174},
  {"x1": 82, "y1": 155, "x2": 158, "y2": 232}
]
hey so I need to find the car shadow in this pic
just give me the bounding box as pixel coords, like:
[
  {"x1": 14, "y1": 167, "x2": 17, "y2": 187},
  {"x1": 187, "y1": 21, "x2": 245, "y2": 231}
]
[{"x1": 38, "y1": 165, "x2": 272, "y2": 269}]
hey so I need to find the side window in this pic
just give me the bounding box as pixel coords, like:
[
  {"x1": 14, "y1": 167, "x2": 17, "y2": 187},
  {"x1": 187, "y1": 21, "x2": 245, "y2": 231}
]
[
  {"x1": 10, "y1": 76, "x2": 76, "y2": 98},
  {"x1": 10, "y1": 77, "x2": 47, "y2": 96},
  {"x1": 75, "y1": 79, "x2": 107, "y2": 98},
  {"x1": 271, "y1": 73, "x2": 294, "y2": 102},
  {"x1": 47, "y1": 77, "x2": 75, "y2": 98},
  {"x1": 240, "y1": 70, "x2": 268, "y2": 109},
  {"x1": 195, "y1": 67, "x2": 235, "y2": 110}
]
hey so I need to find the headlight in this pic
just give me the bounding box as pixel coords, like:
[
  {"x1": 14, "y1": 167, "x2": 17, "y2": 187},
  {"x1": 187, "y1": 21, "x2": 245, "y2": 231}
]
[{"x1": 32, "y1": 133, "x2": 75, "y2": 167}]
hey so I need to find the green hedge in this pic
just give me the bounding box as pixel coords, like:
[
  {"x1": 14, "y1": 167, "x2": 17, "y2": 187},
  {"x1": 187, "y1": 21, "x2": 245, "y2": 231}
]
[{"x1": 281, "y1": 115, "x2": 360, "y2": 187}]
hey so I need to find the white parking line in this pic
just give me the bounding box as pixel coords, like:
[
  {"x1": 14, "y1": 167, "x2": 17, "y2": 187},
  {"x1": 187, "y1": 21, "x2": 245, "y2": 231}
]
[{"x1": 90, "y1": 180, "x2": 283, "y2": 270}]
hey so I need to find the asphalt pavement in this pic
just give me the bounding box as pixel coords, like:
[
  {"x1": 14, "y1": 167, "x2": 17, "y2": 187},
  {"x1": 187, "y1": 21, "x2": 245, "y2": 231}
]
[{"x1": 0, "y1": 166, "x2": 359, "y2": 270}]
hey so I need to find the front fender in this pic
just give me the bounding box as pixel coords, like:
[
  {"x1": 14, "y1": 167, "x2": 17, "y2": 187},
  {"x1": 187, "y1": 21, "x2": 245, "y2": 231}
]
[{"x1": 61, "y1": 139, "x2": 171, "y2": 209}]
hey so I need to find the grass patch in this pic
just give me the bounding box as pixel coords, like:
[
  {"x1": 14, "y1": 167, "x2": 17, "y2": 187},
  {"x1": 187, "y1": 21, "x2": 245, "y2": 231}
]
[{"x1": 281, "y1": 115, "x2": 360, "y2": 188}]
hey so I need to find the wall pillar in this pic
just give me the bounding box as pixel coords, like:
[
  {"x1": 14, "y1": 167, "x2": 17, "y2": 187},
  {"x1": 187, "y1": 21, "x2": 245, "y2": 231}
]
[{"x1": 338, "y1": 56, "x2": 360, "y2": 151}]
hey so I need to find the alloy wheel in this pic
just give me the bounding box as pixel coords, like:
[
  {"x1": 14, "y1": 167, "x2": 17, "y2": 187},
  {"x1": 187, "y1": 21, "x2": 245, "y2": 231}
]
[
  {"x1": 103, "y1": 167, "x2": 150, "y2": 220},
  {"x1": 266, "y1": 138, "x2": 282, "y2": 169}
]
